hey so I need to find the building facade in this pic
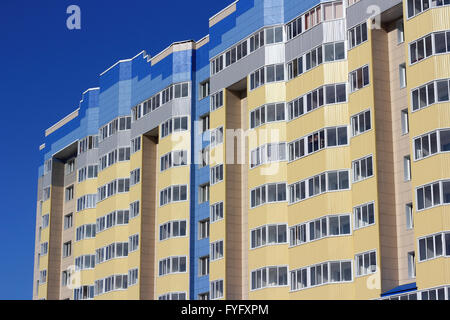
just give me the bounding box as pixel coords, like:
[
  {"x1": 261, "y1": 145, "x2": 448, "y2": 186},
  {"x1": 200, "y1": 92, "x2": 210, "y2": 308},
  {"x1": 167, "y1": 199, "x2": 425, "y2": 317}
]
[{"x1": 33, "y1": 0, "x2": 450, "y2": 300}]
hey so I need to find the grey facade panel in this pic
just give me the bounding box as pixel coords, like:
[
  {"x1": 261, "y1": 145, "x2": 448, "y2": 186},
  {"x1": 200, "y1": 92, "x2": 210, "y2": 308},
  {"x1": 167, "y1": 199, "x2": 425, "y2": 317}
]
[
  {"x1": 64, "y1": 170, "x2": 76, "y2": 187},
  {"x1": 42, "y1": 172, "x2": 52, "y2": 189},
  {"x1": 285, "y1": 24, "x2": 325, "y2": 62},
  {"x1": 210, "y1": 48, "x2": 266, "y2": 93},
  {"x1": 346, "y1": 0, "x2": 402, "y2": 29},
  {"x1": 37, "y1": 176, "x2": 43, "y2": 202},
  {"x1": 76, "y1": 149, "x2": 99, "y2": 170},
  {"x1": 285, "y1": 19, "x2": 347, "y2": 63},
  {"x1": 130, "y1": 98, "x2": 191, "y2": 139},
  {"x1": 322, "y1": 19, "x2": 346, "y2": 43},
  {"x1": 99, "y1": 131, "x2": 131, "y2": 157}
]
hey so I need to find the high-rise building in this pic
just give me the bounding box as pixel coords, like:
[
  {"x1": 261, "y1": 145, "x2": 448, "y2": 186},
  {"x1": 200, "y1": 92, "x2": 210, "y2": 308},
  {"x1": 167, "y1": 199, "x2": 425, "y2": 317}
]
[{"x1": 33, "y1": 0, "x2": 450, "y2": 300}]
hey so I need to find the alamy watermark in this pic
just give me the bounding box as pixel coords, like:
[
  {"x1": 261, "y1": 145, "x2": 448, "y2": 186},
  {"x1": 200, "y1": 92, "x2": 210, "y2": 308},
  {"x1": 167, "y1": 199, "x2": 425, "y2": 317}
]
[{"x1": 66, "y1": 5, "x2": 81, "y2": 30}]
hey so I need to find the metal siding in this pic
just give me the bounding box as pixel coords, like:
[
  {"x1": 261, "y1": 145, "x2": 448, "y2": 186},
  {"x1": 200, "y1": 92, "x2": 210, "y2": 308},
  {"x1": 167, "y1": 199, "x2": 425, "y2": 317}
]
[{"x1": 346, "y1": 0, "x2": 403, "y2": 29}]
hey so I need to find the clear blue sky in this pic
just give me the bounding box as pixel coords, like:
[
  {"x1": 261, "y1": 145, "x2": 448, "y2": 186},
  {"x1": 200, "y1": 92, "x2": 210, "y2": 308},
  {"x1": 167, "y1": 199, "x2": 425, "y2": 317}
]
[{"x1": 0, "y1": 0, "x2": 234, "y2": 300}]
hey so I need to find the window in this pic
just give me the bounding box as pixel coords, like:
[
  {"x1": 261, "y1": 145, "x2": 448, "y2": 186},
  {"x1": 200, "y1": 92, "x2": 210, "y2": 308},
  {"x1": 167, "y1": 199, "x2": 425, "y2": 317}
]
[
  {"x1": 211, "y1": 91, "x2": 224, "y2": 111},
  {"x1": 39, "y1": 270, "x2": 47, "y2": 284},
  {"x1": 160, "y1": 116, "x2": 189, "y2": 139},
  {"x1": 160, "y1": 185, "x2": 188, "y2": 206},
  {"x1": 160, "y1": 220, "x2": 187, "y2": 241},
  {"x1": 40, "y1": 242, "x2": 48, "y2": 256},
  {"x1": 198, "y1": 292, "x2": 210, "y2": 300},
  {"x1": 290, "y1": 260, "x2": 352, "y2": 291},
  {"x1": 250, "y1": 64, "x2": 284, "y2": 91},
  {"x1": 97, "y1": 178, "x2": 129, "y2": 202},
  {"x1": 406, "y1": 203, "x2": 414, "y2": 229},
  {"x1": 414, "y1": 131, "x2": 438, "y2": 160},
  {"x1": 210, "y1": 164, "x2": 224, "y2": 185},
  {"x1": 130, "y1": 201, "x2": 140, "y2": 218},
  {"x1": 289, "y1": 214, "x2": 351, "y2": 247},
  {"x1": 211, "y1": 55, "x2": 223, "y2": 75},
  {"x1": 199, "y1": 184, "x2": 209, "y2": 204},
  {"x1": 288, "y1": 126, "x2": 348, "y2": 162},
  {"x1": 397, "y1": 20, "x2": 404, "y2": 43},
  {"x1": 199, "y1": 219, "x2": 210, "y2": 240},
  {"x1": 129, "y1": 234, "x2": 139, "y2": 252},
  {"x1": 65, "y1": 185, "x2": 74, "y2": 202},
  {"x1": 130, "y1": 168, "x2": 141, "y2": 186},
  {"x1": 199, "y1": 256, "x2": 210, "y2": 276},
  {"x1": 128, "y1": 268, "x2": 138, "y2": 287},
  {"x1": 251, "y1": 142, "x2": 287, "y2": 168},
  {"x1": 95, "y1": 242, "x2": 128, "y2": 264},
  {"x1": 352, "y1": 155, "x2": 373, "y2": 182},
  {"x1": 399, "y1": 63, "x2": 407, "y2": 88},
  {"x1": 161, "y1": 150, "x2": 187, "y2": 172},
  {"x1": 354, "y1": 202, "x2": 375, "y2": 229},
  {"x1": 199, "y1": 80, "x2": 210, "y2": 100},
  {"x1": 412, "y1": 79, "x2": 450, "y2": 111},
  {"x1": 41, "y1": 214, "x2": 49, "y2": 229},
  {"x1": 78, "y1": 165, "x2": 98, "y2": 182},
  {"x1": 349, "y1": 65, "x2": 370, "y2": 92},
  {"x1": 414, "y1": 129, "x2": 450, "y2": 160},
  {"x1": 200, "y1": 115, "x2": 210, "y2": 134},
  {"x1": 418, "y1": 233, "x2": 448, "y2": 261},
  {"x1": 250, "y1": 103, "x2": 286, "y2": 129},
  {"x1": 76, "y1": 224, "x2": 96, "y2": 241},
  {"x1": 159, "y1": 292, "x2": 187, "y2": 300},
  {"x1": 74, "y1": 285, "x2": 94, "y2": 300},
  {"x1": 408, "y1": 252, "x2": 416, "y2": 279},
  {"x1": 351, "y1": 110, "x2": 371, "y2": 137},
  {"x1": 200, "y1": 147, "x2": 209, "y2": 168},
  {"x1": 65, "y1": 159, "x2": 75, "y2": 175},
  {"x1": 96, "y1": 210, "x2": 129, "y2": 233},
  {"x1": 286, "y1": 1, "x2": 343, "y2": 41},
  {"x1": 420, "y1": 286, "x2": 448, "y2": 300},
  {"x1": 132, "y1": 84, "x2": 189, "y2": 120},
  {"x1": 404, "y1": 155, "x2": 411, "y2": 181},
  {"x1": 416, "y1": 180, "x2": 450, "y2": 211},
  {"x1": 407, "y1": 0, "x2": 450, "y2": 19},
  {"x1": 64, "y1": 213, "x2": 73, "y2": 230},
  {"x1": 265, "y1": 26, "x2": 283, "y2": 44},
  {"x1": 348, "y1": 22, "x2": 368, "y2": 49},
  {"x1": 251, "y1": 224, "x2": 287, "y2": 249},
  {"x1": 63, "y1": 241, "x2": 72, "y2": 258},
  {"x1": 78, "y1": 135, "x2": 99, "y2": 154},
  {"x1": 250, "y1": 183, "x2": 287, "y2": 208},
  {"x1": 401, "y1": 109, "x2": 409, "y2": 135},
  {"x1": 288, "y1": 170, "x2": 350, "y2": 204},
  {"x1": 210, "y1": 127, "x2": 224, "y2": 148},
  {"x1": 44, "y1": 159, "x2": 52, "y2": 174},
  {"x1": 62, "y1": 270, "x2": 71, "y2": 287},
  {"x1": 251, "y1": 266, "x2": 288, "y2": 290},
  {"x1": 287, "y1": 84, "x2": 346, "y2": 120},
  {"x1": 410, "y1": 33, "x2": 432, "y2": 64},
  {"x1": 118, "y1": 147, "x2": 130, "y2": 161},
  {"x1": 210, "y1": 240, "x2": 224, "y2": 261},
  {"x1": 250, "y1": 30, "x2": 265, "y2": 53},
  {"x1": 210, "y1": 280, "x2": 223, "y2": 300},
  {"x1": 43, "y1": 187, "x2": 51, "y2": 201},
  {"x1": 98, "y1": 117, "x2": 131, "y2": 142},
  {"x1": 159, "y1": 256, "x2": 187, "y2": 276},
  {"x1": 210, "y1": 201, "x2": 224, "y2": 223},
  {"x1": 76, "y1": 194, "x2": 97, "y2": 211},
  {"x1": 356, "y1": 250, "x2": 377, "y2": 276},
  {"x1": 131, "y1": 137, "x2": 141, "y2": 154}
]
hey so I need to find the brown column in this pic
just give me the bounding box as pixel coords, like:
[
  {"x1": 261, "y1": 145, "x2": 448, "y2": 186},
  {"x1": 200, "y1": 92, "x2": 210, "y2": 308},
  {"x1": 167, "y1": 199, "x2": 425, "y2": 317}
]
[{"x1": 140, "y1": 135, "x2": 158, "y2": 299}]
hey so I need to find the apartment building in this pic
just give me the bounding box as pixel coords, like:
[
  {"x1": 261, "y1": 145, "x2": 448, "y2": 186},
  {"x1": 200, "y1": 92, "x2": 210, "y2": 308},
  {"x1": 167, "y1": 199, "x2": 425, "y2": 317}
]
[{"x1": 33, "y1": 0, "x2": 450, "y2": 300}]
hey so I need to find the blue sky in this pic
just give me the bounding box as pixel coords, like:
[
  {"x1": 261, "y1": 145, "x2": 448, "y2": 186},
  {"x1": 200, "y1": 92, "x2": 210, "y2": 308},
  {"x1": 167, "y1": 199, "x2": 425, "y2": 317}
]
[{"x1": 0, "y1": 0, "x2": 234, "y2": 300}]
